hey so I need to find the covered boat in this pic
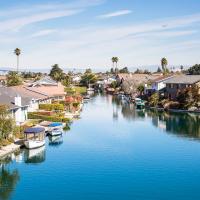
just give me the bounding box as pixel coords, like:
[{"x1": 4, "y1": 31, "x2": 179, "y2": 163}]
[
  {"x1": 47, "y1": 122, "x2": 63, "y2": 136},
  {"x1": 24, "y1": 127, "x2": 46, "y2": 149}
]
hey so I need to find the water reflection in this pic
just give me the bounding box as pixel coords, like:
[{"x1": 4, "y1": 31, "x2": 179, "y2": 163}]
[
  {"x1": 112, "y1": 96, "x2": 200, "y2": 140},
  {"x1": 147, "y1": 110, "x2": 200, "y2": 140},
  {"x1": 24, "y1": 146, "x2": 46, "y2": 164},
  {"x1": 48, "y1": 135, "x2": 63, "y2": 147},
  {"x1": 0, "y1": 156, "x2": 20, "y2": 200}
]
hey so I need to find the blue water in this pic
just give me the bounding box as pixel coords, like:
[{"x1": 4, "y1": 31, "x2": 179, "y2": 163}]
[{"x1": 1, "y1": 94, "x2": 200, "y2": 200}]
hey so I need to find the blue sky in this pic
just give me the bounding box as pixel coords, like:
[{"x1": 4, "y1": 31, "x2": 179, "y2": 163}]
[{"x1": 0, "y1": 0, "x2": 200, "y2": 71}]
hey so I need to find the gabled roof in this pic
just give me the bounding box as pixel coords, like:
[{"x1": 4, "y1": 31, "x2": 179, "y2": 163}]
[
  {"x1": 164, "y1": 75, "x2": 200, "y2": 84},
  {"x1": 26, "y1": 82, "x2": 65, "y2": 97},
  {"x1": 30, "y1": 76, "x2": 57, "y2": 87},
  {"x1": 0, "y1": 87, "x2": 30, "y2": 109},
  {"x1": 153, "y1": 75, "x2": 174, "y2": 83}
]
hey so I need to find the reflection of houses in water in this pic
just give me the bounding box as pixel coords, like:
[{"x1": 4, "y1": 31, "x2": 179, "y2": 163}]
[
  {"x1": 147, "y1": 110, "x2": 200, "y2": 140},
  {"x1": 24, "y1": 146, "x2": 46, "y2": 164}
]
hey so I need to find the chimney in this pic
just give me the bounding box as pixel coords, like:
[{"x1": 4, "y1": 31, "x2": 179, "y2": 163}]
[{"x1": 14, "y1": 95, "x2": 22, "y2": 107}]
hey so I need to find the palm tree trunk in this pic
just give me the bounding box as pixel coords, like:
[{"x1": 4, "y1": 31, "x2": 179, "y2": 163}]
[{"x1": 17, "y1": 56, "x2": 19, "y2": 73}]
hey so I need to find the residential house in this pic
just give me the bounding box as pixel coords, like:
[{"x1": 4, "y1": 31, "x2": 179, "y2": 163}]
[
  {"x1": 144, "y1": 75, "x2": 174, "y2": 95},
  {"x1": 0, "y1": 87, "x2": 29, "y2": 125},
  {"x1": 164, "y1": 75, "x2": 200, "y2": 99},
  {"x1": 27, "y1": 76, "x2": 66, "y2": 101},
  {"x1": 116, "y1": 73, "x2": 161, "y2": 95}
]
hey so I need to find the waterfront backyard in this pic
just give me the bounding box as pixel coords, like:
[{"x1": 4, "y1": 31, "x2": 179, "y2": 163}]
[{"x1": 1, "y1": 94, "x2": 200, "y2": 200}]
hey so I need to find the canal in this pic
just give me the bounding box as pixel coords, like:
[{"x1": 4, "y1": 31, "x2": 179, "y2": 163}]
[{"x1": 1, "y1": 94, "x2": 200, "y2": 200}]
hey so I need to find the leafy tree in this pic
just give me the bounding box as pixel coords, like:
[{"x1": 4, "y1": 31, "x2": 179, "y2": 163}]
[
  {"x1": 14, "y1": 48, "x2": 21, "y2": 72},
  {"x1": 161, "y1": 57, "x2": 168, "y2": 72},
  {"x1": 80, "y1": 69, "x2": 97, "y2": 86},
  {"x1": 137, "y1": 84, "x2": 145, "y2": 95},
  {"x1": 110, "y1": 68, "x2": 114, "y2": 74},
  {"x1": 111, "y1": 57, "x2": 119, "y2": 73},
  {"x1": 157, "y1": 67, "x2": 162, "y2": 73},
  {"x1": 49, "y1": 64, "x2": 64, "y2": 81},
  {"x1": 85, "y1": 68, "x2": 92, "y2": 74},
  {"x1": 188, "y1": 64, "x2": 200, "y2": 75},
  {"x1": 180, "y1": 65, "x2": 184, "y2": 71},
  {"x1": 177, "y1": 85, "x2": 200, "y2": 109},
  {"x1": 6, "y1": 71, "x2": 23, "y2": 86},
  {"x1": 0, "y1": 105, "x2": 15, "y2": 141},
  {"x1": 119, "y1": 67, "x2": 129, "y2": 73},
  {"x1": 149, "y1": 93, "x2": 159, "y2": 107},
  {"x1": 62, "y1": 75, "x2": 71, "y2": 87},
  {"x1": 110, "y1": 81, "x2": 118, "y2": 89}
]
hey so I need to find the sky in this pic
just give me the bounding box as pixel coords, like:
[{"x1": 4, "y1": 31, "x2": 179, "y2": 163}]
[{"x1": 0, "y1": 0, "x2": 200, "y2": 71}]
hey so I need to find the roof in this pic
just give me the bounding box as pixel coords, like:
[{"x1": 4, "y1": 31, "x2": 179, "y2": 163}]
[
  {"x1": 0, "y1": 87, "x2": 30, "y2": 109},
  {"x1": 153, "y1": 75, "x2": 174, "y2": 83},
  {"x1": 24, "y1": 127, "x2": 45, "y2": 134},
  {"x1": 164, "y1": 75, "x2": 200, "y2": 84},
  {"x1": 10, "y1": 85, "x2": 47, "y2": 100},
  {"x1": 27, "y1": 82, "x2": 65, "y2": 97},
  {"x1": 30, "y1": 76, "x2": 57, "y2": 87},
  {"x1": 48, "y1": 122, "x2": 63, "y2": 127}
]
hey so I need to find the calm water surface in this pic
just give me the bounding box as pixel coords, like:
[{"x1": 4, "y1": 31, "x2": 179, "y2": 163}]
[{"x1": 1, "y1": 94, "x2": 200, "y2": 200}]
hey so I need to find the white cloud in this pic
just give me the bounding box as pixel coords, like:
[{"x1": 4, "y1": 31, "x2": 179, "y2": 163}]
[
  {"x1": 30, "y1": 29, "x2": 57, "y2": 38},
  {"x1": 98, "y1": 10, "x2": 132, "y2": 18}
]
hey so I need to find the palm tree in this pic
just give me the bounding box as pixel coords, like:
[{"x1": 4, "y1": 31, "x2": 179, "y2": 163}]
[
  {"x1": 14, "y1": 48, "x2": 21, "y2": 73},
  {"x1": 111, "y1": 57, "x2": 119, "y2": 74},
  {"x1": 161, "y1": 57, "x2": 168, "y2": 72}
]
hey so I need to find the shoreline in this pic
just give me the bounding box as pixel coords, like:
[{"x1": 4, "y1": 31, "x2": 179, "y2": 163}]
[
  {"x1": 146, "y1": 106, "x2": 200, "y2": 114},
  {"x1": 0, "y1": 143, "x2": 21, "y2": 159}
]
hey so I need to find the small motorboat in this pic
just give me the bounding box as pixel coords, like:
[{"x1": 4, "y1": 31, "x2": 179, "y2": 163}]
[
  {"x1": 48, "y1": 128, "x2": 63, "y2": 136},
  {"x1": 47, "y1": 122, "x2": 63, "y2": 136},
  {"x1": 135, "y1": 98, "x2": 145, "y2": 109},
  {"x1": 24, "y1": 127, "x2": 46, "y2": 149}
]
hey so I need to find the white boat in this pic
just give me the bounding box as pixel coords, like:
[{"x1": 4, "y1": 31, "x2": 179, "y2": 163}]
[
  {"x1": 24, "y1": 127, "x2": 46, "y2": 149},
  {"x1": 48, "y1": 128, "x2": 63, "y2": 136},
  {"x1": 24, "y1": 140, "x2": 45, "y2": 149}
]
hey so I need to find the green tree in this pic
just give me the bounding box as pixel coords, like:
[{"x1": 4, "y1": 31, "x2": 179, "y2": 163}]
[
  {"x1": 80, "y1": 69, "x2": 97, "y2": 86},
  {"x1": 137, "y1": 84, "x2": 145, "y2": 96},
  {"x1": 188, "y1": 64, "x2": 200, "y2": 75},
  {"x1": 62, "y1": 75, "x2": 71, "y2": 87},
  {"x1": 6, "y1": 71, "x2": 23, "y2": 86},
  {"x1": 157, "y1": 67, "x2": 162, "y2": 73},
  {"x1": 14, "y1": 48, "x2": 21, "y2": 73},
  {"x1": 49, "y1": 64, "x2": 64, "y2": 81},
  {"x1": 119, "y1": 67, "x2": 129, "y2": 73},
  {"x1": 0, "y1": 105, "x2": 15, "y2": 142},
  {"x1": 110, "y1": 81, "x2": 118, "y2": 89},
  {"x1": 111, "y1": 57, "x2": 119, "y2": 73},
  {"x1": 149, "y1": 93, "x2": 159, "y2": 107},
  {"x1": 161, "y1": 57, "x2": 168, "y2": 72},
  {"x1": 110, "y1": 68, "x2": 114, "y2": 74}
]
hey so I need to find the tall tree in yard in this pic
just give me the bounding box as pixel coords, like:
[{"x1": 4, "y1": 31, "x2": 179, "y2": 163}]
[
  {"x1": 161, "y1": 57, "x2": 168, "y2": 72},
  {"x1": 49, "y1": 64, "x2": 64, "y2": 81},
  {"x1": 111, "y1": 57, "x2": 119, "y2": 74},
  {"x1": 14, "y1": 48, "x2": 21, "y2": 73}
]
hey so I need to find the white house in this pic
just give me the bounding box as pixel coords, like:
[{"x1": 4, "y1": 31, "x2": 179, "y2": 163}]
[{"x1": 144, "y1": 75, "x2": 174, "y2": 95}]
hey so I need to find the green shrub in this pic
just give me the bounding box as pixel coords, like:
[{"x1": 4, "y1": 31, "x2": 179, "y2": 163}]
[
  {"x1": 28, "y1": 112, "x2": 70, "y2": 123},
  {"x1": 39, "y1": 104, "x2": 64, "y2": 111}
]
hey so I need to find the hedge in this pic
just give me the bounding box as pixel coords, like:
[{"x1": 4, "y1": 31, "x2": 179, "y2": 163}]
[
  {"x1": 28, "y1": 112, "x2": 70, "y2": 123},
  {"x1": 39, "y1": 104, "x2": 64, "y2": 111}
]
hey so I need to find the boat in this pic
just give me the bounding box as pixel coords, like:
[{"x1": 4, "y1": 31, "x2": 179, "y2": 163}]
[
  {"x1": 48, "y1": 127, "x2": 63, "y2": 136},
  {"x1": 83, "y1": 95, "x2": 90, "y2": 102},
  {"x1": 135, "y1": 98, "x2": 145, "y2": 109},
  {"x1": 47, "y1": 122, "x2": 63, "y2": 136},
  {"x1": 24, "y1": 127, "x2": 46, "y2": 149}
]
